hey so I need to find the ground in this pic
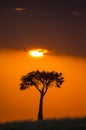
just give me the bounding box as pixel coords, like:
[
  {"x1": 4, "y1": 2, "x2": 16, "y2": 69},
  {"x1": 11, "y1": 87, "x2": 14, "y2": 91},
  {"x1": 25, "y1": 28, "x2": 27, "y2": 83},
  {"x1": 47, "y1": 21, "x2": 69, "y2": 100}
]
[{"x1": 0, "y1": 118, "x2": 86, "y2": 130}]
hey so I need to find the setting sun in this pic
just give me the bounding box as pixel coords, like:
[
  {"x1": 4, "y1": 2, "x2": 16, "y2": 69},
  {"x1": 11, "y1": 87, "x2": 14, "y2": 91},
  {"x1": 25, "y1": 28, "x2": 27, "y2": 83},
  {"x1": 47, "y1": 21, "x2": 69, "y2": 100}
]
[{"x1": 28, "y1": 49, "x2": 48, "y2": 57}]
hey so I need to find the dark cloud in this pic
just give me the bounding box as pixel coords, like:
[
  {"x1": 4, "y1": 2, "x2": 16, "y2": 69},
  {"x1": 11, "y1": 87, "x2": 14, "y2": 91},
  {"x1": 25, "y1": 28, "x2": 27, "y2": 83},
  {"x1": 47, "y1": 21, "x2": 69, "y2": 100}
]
[{"x1": 0, "y1": 1, "x2": 86, "y2": 57}]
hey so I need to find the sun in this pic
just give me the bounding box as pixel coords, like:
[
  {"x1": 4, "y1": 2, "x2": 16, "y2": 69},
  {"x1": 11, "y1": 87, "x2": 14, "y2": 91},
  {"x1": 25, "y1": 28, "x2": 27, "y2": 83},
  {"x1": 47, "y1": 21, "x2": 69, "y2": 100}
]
[{"x1": 28, "y1": 49, "x2": 48, "y2": 57}]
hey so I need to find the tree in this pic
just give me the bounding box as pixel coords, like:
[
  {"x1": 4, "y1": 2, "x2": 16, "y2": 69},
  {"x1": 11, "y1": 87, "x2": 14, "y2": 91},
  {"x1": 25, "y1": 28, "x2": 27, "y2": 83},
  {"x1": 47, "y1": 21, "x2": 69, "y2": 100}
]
[{"x1": 20, "y1": 70, "x2": 64, "y2": 120}]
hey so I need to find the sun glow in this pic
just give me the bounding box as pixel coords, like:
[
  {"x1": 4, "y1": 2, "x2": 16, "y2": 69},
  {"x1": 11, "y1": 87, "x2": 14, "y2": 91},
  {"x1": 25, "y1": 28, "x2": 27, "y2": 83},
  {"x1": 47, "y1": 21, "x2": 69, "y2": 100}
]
[{"x1": 29, "y1": 49, "x2": 48, "y2": 57}]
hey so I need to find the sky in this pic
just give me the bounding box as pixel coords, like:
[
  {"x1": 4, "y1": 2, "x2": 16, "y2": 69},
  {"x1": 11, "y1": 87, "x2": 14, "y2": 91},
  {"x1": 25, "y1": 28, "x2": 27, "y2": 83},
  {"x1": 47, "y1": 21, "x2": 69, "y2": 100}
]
[
  {"x1": 0, "y1": 0, "x2": 86, "y2": 56},
  {"x1": 0, "y1": 1, "x2": 86, "y2": 122}
]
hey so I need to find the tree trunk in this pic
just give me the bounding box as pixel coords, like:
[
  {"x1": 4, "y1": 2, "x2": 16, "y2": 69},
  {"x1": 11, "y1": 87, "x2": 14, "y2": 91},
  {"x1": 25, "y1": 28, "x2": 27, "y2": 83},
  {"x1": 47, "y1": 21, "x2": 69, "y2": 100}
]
[{"x1": 38, "y1": 93, "x2": 44, "y2": 120}]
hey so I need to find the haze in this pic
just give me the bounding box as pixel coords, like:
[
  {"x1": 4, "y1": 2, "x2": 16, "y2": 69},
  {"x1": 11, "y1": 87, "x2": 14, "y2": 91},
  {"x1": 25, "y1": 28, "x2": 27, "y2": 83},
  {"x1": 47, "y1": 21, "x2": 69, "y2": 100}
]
[{"x1": 0, "y1": 49, "x2": 86, "y2": 122}]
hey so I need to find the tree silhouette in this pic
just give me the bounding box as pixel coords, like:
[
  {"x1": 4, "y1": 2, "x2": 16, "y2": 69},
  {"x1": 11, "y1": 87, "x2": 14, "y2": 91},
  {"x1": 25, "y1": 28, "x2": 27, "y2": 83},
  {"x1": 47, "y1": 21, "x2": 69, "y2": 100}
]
[{"x1": 20, "y1": 70, "x2": 64, "y2": 120}]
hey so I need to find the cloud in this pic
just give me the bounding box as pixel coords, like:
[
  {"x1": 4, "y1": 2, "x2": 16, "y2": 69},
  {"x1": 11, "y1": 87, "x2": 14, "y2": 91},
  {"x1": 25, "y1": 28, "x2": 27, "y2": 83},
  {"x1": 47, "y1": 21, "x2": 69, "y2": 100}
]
[
  {"x1": 15, "y1": 8, "x2": 27, "y2": 11},
  {"x1": 72, "y1": 11, "x2": 80, "y2": 16},
  {"x1": 0, "y1": 8, "x2": 86, "y2": 57}
]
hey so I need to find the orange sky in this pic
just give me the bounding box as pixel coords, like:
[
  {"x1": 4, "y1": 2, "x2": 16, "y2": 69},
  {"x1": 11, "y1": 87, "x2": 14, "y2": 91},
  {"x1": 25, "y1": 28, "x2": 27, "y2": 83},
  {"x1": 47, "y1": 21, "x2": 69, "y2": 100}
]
[{"x1": 0, "y1": 49, "x2": 86, "y2": 122}]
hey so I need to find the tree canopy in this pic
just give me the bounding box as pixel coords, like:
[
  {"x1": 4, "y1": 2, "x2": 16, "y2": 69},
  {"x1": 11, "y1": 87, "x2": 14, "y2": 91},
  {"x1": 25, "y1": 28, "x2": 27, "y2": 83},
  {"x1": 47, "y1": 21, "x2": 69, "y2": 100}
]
[{"x1": 20, "y1": 70, "x2": 64, "y2": 94}]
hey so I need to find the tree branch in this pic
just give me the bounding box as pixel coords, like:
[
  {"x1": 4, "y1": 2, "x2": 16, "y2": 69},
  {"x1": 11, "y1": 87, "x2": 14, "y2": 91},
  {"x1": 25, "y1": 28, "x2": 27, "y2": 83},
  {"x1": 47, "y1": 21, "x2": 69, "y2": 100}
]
[
  {"x1": 43, "y1": 86, "x2": 48, "y2": 96},
  {"x1": 35, "y1": 85, "x2": 42, "y2": 93}
]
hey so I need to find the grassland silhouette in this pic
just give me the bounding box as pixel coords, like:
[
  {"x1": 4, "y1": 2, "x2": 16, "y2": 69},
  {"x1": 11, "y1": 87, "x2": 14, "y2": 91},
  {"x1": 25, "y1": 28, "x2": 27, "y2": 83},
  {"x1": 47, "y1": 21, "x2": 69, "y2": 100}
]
[{"x1": 0, "y1": 118, "x2": 86, "y2": 130}]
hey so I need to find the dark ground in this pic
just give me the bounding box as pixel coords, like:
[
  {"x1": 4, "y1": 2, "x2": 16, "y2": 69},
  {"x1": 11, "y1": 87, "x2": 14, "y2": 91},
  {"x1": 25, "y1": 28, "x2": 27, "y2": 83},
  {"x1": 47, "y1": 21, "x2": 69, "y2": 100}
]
[{"x1": 0, "y1": 118, "x2": 86, "y2": 130}]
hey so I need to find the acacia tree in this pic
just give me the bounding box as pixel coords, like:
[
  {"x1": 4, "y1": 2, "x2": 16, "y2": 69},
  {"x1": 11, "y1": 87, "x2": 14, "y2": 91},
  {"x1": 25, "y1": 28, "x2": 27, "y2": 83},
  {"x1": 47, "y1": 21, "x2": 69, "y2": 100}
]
[{"x1": 20, "y1": 70, "x2": 64, "y2": 120}]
